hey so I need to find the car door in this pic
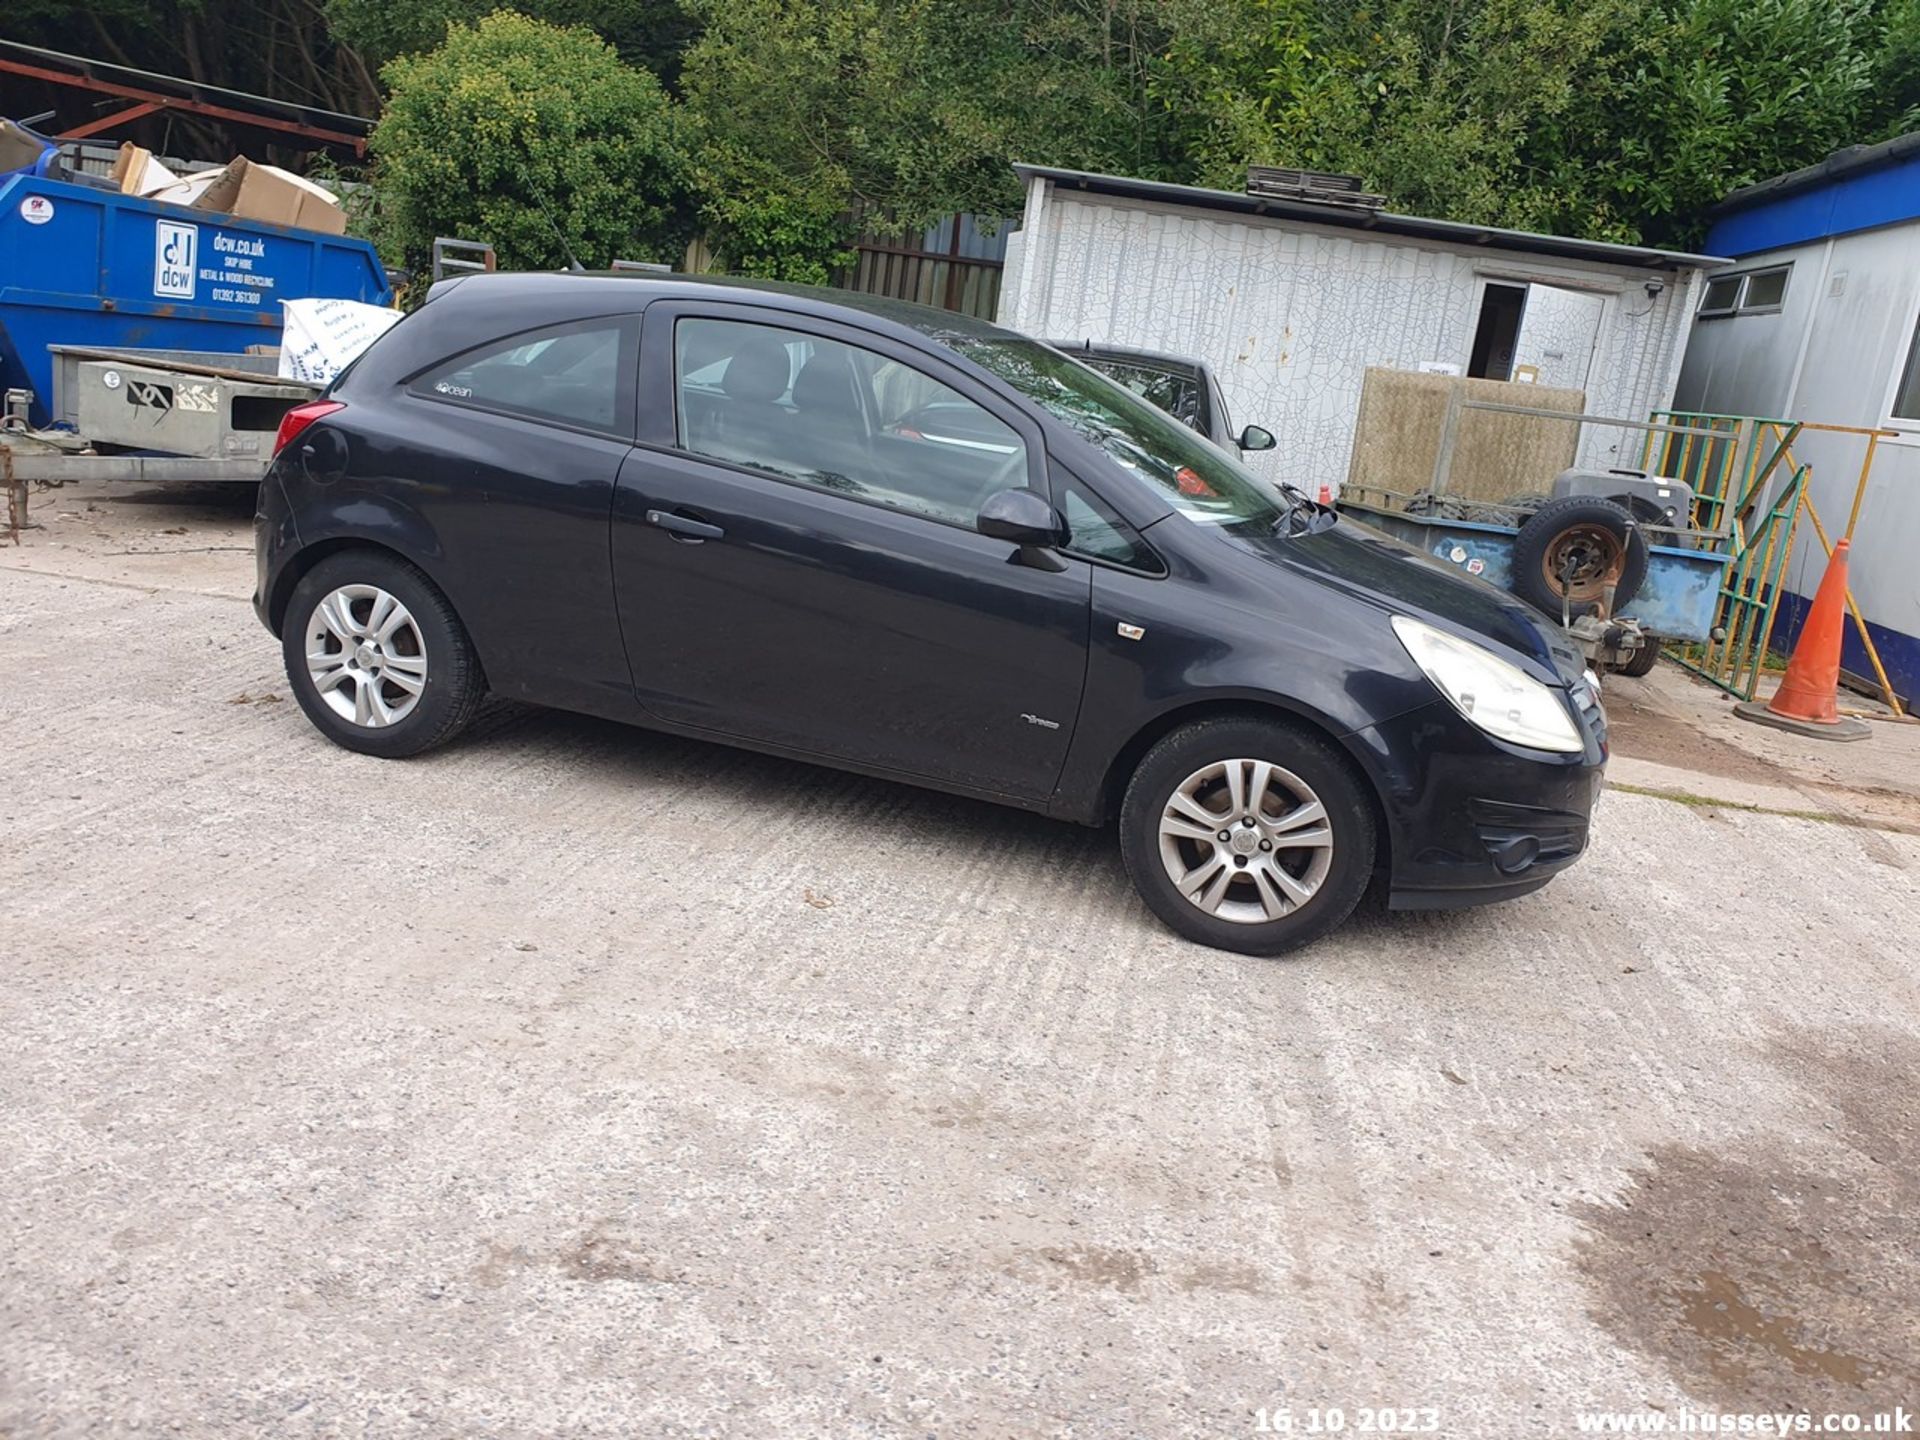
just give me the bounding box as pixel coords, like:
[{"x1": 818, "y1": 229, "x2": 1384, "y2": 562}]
[
  {"x1": 610, "y1": 301, "x2": 1091, "y2": 802},
  {"x1": 361, "y1": 314, "x2": 640, "y2": 716}
]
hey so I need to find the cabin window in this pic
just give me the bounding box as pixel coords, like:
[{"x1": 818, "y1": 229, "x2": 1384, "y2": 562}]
[
  {"x1": 1739, "y1": 266, "x2": 1790, "y2": 312},
  {"x1": 1698, "y1": 265, "x2": 1791, "y2": 319},
  {"x1": 1697, "y1": 275, "x2": 1743, "y2": 317}
]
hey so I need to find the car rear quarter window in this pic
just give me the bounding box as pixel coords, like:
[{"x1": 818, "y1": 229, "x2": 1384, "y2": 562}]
[
  {"x1": 414, "y1": 319, "x2": 632, "y2": 434},
  {"x1": 673, "y1": 317, "x2": 1029, "y2": 530}
]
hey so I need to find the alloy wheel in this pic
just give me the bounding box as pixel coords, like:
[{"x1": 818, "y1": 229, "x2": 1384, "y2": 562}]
[
  {"x1": 1156, "y1": 758, "x2": 1335, "y2": 924},
  {"x1": 304, "y1": 583, "x2": 429, "y2": 728}
]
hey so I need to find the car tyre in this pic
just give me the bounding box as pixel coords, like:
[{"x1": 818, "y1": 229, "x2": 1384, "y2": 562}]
[
  {"x1": 1119, "y1": 716, "x2": 1376, "y2": 956},
  {"x1": 282, "y1": 550, "x2": 485, "y2": 758}
]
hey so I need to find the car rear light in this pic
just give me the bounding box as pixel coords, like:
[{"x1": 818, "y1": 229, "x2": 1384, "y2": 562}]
[{"x1": 274, "y1": 399, "x2": 345, "y2": 457}]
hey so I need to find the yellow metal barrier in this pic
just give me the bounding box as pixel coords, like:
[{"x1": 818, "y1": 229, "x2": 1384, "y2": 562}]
[
  {"x1": 1644, "y1": 413, "x2": 1906, "y2": 718},
  {"x1": 1753, "y1": 422, "x2": 1905, "y2": 719}
]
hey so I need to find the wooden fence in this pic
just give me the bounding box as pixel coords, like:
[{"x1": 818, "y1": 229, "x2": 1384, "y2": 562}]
[{"x1": 838, "y1": 212, "x2": 1008, "y2": 320}]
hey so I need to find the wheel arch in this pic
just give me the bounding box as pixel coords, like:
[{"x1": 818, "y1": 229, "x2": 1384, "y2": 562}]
[
  {"x1": 269, "y1": 537, "x2": 464, "y2": 651},
  {"x1": 1088, "y1": 697, "x2": 1393, "y2": 880}
]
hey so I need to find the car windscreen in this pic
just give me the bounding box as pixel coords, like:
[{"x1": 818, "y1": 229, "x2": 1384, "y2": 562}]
[
  {"x1": 1076, "y1": 355, "x2": 1208, "y2": 435},
  {"x1": 952, "y1": 337, "x2": 1283, "y2": 531}
]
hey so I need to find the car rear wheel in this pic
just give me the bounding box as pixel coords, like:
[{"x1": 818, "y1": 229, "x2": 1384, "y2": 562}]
[
  {"x1": 282, "y1": 550, "x2": 484, "y2": 758},
  {"x1": 1119, "y1": 716, "x2": 1376, "y2": 956}
]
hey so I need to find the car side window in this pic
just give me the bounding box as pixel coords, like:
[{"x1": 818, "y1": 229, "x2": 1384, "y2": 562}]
[
  {"x1": 416, "y1": 321, "x2": 628, "y2": 434},
  {"x1": 1057, "y1": 474, "x2": 1163, "y2": 573},
  {"x1": 674, "y1": 317, "x2": 1028, "y2": 529}
]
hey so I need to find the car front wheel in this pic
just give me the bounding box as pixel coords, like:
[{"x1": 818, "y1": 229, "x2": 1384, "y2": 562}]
[
  {"x1": 1119, "y1": 716, "x2": 1376, "y2": 956},
  {"x1": 282, "y1": 550, "x2": 485, "y2": 758}
]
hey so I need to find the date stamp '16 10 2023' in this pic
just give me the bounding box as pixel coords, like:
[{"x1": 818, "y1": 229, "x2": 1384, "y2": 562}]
[{"x1": 1253, "y1": 1406, "x2": 1443, "y2": 1433}]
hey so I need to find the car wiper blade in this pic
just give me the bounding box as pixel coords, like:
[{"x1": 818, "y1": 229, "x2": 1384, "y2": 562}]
[
  {"x1": 1270, "y1": 487, "x2": 1317, "y2": 536},
  {"x1": 1269, "y1": 487, "x2": 1340, "y2": 537}
]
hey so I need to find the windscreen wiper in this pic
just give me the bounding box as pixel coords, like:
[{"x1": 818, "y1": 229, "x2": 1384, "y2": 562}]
[{"x1": 1271, "y1": 485, "x2": 1326, "y2": 537}]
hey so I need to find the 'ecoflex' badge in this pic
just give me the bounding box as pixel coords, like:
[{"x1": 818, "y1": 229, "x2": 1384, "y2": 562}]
[{"x1": 154, "y1": 220, "x2": 198, "y2": 299}]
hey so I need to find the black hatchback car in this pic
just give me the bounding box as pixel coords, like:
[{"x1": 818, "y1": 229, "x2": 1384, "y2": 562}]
[{"x1": 255, "y1": 273, "x2": 1606, "y2": 956}]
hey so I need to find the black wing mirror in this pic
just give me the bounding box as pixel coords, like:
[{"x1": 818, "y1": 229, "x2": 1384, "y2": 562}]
[
  {"x1": 977, "y1": 487, "x2": 1068, "y2": 571},
  {"x1": 977, "y1": 487, "x2": 1064, "y2": 546},
  {"x1": 1238, "y1": 425, "x2": 1276, "y2": 452}
]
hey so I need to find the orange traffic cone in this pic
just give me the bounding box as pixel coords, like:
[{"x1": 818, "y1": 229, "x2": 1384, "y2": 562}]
[
  {"x1": 1317, "y1": 483, "x2": 1333, "y2": 505},
  {"x1": 1734, "y1": 538, "x2": 1871, "y2": 741}
]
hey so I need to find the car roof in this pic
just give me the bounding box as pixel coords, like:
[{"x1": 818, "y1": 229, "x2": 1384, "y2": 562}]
[
  {"x1": 1043, "y1": 339, "x2": 1211, "y2": 373},
  {"x1": 428, "y1": 270, "x2": 1024, "y2": 347}
]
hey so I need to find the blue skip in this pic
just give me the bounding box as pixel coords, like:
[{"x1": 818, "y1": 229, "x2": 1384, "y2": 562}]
[{"x1": 0, "y1": 171, "x2": 391, "y2": 427}]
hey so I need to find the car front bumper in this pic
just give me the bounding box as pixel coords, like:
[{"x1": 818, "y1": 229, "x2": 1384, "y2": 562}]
[{"x1": 1348, "y1": 692, "x2": 1607, "y2": 912}]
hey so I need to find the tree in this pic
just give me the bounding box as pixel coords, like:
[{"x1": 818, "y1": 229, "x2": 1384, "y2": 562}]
[
  {"x1": 1148, "y1": 0, "x2": 1882, "y2": 248},
  {"x1": 323, "y1": 0, "x2": 700, "y2": 90},
  {"x1": 367, "y1": 11, "x2": 693, "y2": 274},
  {"x1": 677, "y1": 0, "x2": 1179, "y2": 281},
  {"x1": 1870, "y1": 0, "x2": 1920, "y2": 137},
  {"x1": 8, "y1": 0, "x2": 1919, "y2": 266},
  {"x1": 2, "y1": 0, "x2": 383, "y2": 151}
]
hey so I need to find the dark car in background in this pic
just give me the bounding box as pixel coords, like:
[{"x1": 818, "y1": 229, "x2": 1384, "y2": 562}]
[
  {"x1": 255, "y1": 273, "x2": 1606, "y2": 956},
  {"x1": 1047, "y1": 339, "x2": 1274, "y2": 454}
]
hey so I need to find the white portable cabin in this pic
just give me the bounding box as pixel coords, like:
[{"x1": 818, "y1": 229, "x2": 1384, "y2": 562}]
[
  {"x1": 997, "y1": 165, "x2": 1722, "y2": 491},
  {"x1": 1674, "y1": 133, "x2": 1920, "y2": 705}
]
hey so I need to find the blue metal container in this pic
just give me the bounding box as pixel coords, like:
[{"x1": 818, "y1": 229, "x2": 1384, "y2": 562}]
[
  {"x1": 0, "y1": 173, "x2": 391, "y2": 426},
  {"x1": 1341, "y1": 503, "x2": 1732, "y2": 643}
]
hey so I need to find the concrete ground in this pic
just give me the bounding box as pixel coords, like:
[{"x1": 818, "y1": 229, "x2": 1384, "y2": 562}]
[{"x1": 2, "y1": 485, "x2": 1916, "y2": 1438}]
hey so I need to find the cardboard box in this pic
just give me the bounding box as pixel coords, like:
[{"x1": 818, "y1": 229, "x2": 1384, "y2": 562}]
[
  {"x1": 190, "y1": 156, "x2": 345, "y2": 236},
  {"x1": 143, "y1": 170, "x2": 225, "y2": 209},
  {"x1": 109, "y1": 142, "x2": 181, "y2": 197}
]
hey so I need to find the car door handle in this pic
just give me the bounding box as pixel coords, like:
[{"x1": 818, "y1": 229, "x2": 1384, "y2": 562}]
[{"x1": 644, "y1": 509, "x2": 724, "y2": 542}]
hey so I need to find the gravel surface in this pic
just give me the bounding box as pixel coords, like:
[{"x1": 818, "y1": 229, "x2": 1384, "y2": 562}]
[{"x1": 2, "y1": 488, "x2": 1916, "y2": 1437}]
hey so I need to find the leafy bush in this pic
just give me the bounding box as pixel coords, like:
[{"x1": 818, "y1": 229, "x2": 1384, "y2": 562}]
[{"x1": 368, "y1": 10, "x2": 692, "y2": 274}]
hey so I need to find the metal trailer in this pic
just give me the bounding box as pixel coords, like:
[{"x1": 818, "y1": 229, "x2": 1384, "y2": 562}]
[
  {"x1": 2, "y1": 346, "x2": 317, "y2": 539},
  {"x1": 1336, "y1": 398, "x2": 1761, "y2": 671}
]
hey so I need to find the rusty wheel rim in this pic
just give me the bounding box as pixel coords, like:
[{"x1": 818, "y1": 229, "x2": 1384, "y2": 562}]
[{"x1": 1541, "y1": 524, "x2": 1626, "y2": 604}]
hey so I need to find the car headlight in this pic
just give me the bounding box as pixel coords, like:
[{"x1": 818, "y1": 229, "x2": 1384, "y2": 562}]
[{"x1": 1391, "y1": 616, "x2": 1584, "y2": 753}]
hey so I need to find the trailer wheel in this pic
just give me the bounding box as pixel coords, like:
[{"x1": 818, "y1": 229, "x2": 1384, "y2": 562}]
[
  {"x1": 1511, "y1": 495, "x2": 1648, "y2": 620},
  {"x1": 1615, "y1": 637, "x2": 1661, "y2": 677}
]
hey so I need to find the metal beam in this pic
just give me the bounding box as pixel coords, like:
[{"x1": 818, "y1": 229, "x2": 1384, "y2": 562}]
[
  {"x1": 57, "y1": 100, "x2": 161, "y2": 141},
  {"x1": 0, "y1": 56, "x2": 368, "y2": 154}
]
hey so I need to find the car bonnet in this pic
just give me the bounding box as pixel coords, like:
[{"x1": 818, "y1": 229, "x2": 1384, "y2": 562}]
[{"x1": 1227, "y1": 515, "x2": 1586, "y2": 686}]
